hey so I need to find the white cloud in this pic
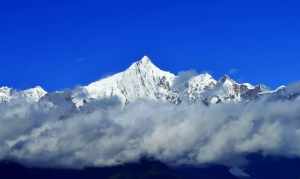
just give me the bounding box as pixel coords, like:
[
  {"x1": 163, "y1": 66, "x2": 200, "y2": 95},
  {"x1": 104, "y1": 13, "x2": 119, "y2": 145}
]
[
  {"x1": 0, "y1": 85, "x2": 300, "y2": 168},
  {"x1": 229, "y1": 167, "x2": 250, "y2": 178},
  {"x1": 229, "y1": 68, "x2": 239, "y2": 75}
]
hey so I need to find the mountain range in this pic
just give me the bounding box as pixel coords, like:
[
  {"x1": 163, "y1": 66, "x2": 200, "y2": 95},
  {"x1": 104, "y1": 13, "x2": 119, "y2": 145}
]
[{"x1": 0, "y1": 56, "x2": 296, "y2": 108}]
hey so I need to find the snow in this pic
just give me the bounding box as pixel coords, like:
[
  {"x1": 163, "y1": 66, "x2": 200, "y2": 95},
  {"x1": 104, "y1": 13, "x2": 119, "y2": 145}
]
[
  {"x1": 242, "y1": 83, "x2": 255, "y2": 89},
  {"x1": 71, "y1": 57, "x2": 265, "y2": 106},
  {"x1": 72, "y1": 56, "x2": 176, "y2": 107},
  {"x1": 258, "y1": 85, "x2": 286, "y2": 95},
  {"x1": 0, "y1": 86, "x2": 47, "y2": 103},
  {"x1": 19, "y1": 86, "x2": 47, "y2": 102},
  {"x1": 188, "y1": 73, "x2": 217, "y2": 91},
  {"x1": 0, "y1": 55, "x2": 287, "y2": 107},
  {"x1": 0, "y1": 86, "x2": 13, "y2": 103}
]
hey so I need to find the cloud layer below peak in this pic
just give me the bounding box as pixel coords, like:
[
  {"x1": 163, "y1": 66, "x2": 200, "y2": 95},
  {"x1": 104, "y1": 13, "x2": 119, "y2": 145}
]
[{"x1": 1, "y1": 89, "x2": 300, "y2": 169}]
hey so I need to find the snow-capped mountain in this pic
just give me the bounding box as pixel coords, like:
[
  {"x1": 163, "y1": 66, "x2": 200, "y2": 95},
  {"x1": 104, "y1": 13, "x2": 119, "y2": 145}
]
[
  {"x1": 68, "y1": 56, "x2": 275, "y2": 107},
  {"x1": 71, "y1": 56, "x2": 176, "y2": 107},
  {"x1": 0, "y1": 87, "x2": 13, "y2": 103},
  {"x1": 0, "y1": 86, "x2": 47, "y2": 103},
  {"x1": 0, "y1": 56, "x2": 295, "y2": 107}
]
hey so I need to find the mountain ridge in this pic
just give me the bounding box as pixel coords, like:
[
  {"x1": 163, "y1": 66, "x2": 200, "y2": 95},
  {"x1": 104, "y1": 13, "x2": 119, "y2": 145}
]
[{"x1": 0, "y1": 56, "x2": 294, "y2": 107}]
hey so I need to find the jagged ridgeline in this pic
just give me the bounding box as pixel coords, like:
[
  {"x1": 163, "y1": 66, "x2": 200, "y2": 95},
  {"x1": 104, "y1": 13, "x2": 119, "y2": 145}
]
[{"x1": 0, "y1": 56, "x2": 292, "y2": 108}]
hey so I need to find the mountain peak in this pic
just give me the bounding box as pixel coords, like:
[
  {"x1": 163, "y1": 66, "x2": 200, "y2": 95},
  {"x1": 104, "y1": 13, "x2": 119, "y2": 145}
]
[
  {"x1": 0, "y1": 55, "x2": 289, "y2": 107},
  {"x1": 133, "y1": 55, "x2": 155, "y2": 68},
  {"x1": 23, "y1": 86, "x2": 47, "y2": 94},
  {"x1": 139, "y1": 55, "x2": 151, "y2": 64},
  {"x1": 128, "y1": 55, "x2": 161, "y2": 73},
  {"x1": 19, "y1": 86, "x2": 47, "y2": 102},
  {"x1": 219, "y1": 74, "x2": 237, "y2": 84},
  {"x1": 78, "y1": 55, "x2": 175, "y2": 107},
  {"x1": 0, "y1": 86, "x2": 12, "y2": 92}
]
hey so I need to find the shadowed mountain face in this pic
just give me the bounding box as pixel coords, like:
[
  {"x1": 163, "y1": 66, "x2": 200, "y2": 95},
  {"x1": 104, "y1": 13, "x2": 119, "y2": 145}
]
[{"x1": 1, "y1": 155, "x2": 300, "y2": 179}]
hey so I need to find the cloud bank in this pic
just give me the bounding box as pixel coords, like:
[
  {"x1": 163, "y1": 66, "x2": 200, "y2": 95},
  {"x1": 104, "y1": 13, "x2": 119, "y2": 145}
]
[{"x1": 0, "y1": 85, "x2": 300, "y2": 169}]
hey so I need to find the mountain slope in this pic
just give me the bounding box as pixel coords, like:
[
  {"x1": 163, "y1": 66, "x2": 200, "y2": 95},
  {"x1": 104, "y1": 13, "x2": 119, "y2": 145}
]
[
  {"x1": 0, "y1": 86, "x2": 47, "y2": 103},
  {"x1": 70, "y1": 56, "x2": 268, "y2": 107},
  {"x1": 71, "y1": 56, "x2": 176, "y2": 107},
  {"x1": 0, "y1": 56, "x2": 294, "y2": 108}
]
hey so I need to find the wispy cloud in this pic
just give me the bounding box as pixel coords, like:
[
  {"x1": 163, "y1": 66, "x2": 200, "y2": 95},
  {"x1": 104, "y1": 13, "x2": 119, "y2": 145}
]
[
  {"x1": 0, "y1": 83, "x2": 300, "y2": 169},
  {"x1": 228, "y1": 68, "x2": 239, "y2": 76}
]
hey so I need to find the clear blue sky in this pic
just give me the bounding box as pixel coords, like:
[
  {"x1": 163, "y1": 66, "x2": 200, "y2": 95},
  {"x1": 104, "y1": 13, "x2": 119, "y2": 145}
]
[{"x1": 0, "y1": 0, "x2": 300, "y2": 91}]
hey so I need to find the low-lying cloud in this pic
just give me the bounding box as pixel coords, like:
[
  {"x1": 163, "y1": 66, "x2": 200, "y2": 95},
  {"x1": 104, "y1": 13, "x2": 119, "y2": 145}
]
[{"x1": 0, "y1": 86, "x2": 300, "y2": 169}]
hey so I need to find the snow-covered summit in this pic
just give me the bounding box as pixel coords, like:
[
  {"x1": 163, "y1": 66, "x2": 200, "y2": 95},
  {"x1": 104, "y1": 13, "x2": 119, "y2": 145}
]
[
  {"x1": 71, "y1": 56, "x2": 269, "y2": 107},
  {"x1": 0, "y1": 86, "x2": 13, "y2": 103},
  {"x1": 72, "y1": 56, "x2": 176, "y2": 107},
  {"x1": 0, "y1": 56, "x2": 291, "y2": 107},
  {"x1": 0, "y1": 86, "x2": 47, "y2": 103},
  {"x1": 19, "y1": 86, "x2": 47, "y2": 102}
]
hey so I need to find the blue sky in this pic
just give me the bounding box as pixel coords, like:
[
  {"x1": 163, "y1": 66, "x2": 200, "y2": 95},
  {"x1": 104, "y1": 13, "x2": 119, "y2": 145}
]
[{"x1": 0, "y1": 0, "x2": 300, "y2": 91}]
